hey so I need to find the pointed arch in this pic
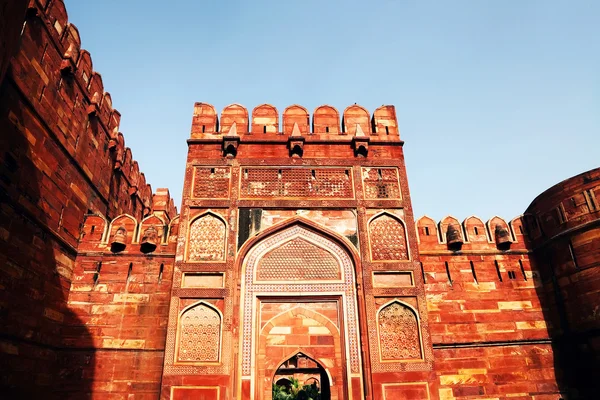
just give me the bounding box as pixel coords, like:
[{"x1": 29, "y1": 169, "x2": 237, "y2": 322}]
[
  {"x1": 368, "y1": 211, "x2": 410, "y2": 261},
  {"x1": 106, "y1": 214, "x2": 138, "y2": 244},
  {"x1": 415, "y1": 215, "x2": 441, "y2": 244},
  {"x1": 137, "y1": 213, "x2": 167, "y2": 244},
  {"x1": 175, "y1": 301, "x2": 222, "y2": 363},
  {"x1": 439, "y1": 215, "x2": 464, "y2": 244},
  {"x1": 376, "y1": 299, "x2": 423, "y2": 361},
  {"x1": 463, "y1": 215, "x2": 491, "y2": 242},
  {"x1": 272, "y1": 349, "x2": 334, "y2": 387},
  {"x1": 237, "y1": 216, "x2": 361, "y2": 270},
  {"x1": 186, "y1": 211, "x2": 227, "y2": 262}
]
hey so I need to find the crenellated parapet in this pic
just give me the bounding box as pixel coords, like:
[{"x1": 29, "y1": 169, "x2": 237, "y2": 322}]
[
  {"x1": 189, "y1": 102, "x2": 400, "y2": 138},
  {"x1": 78, "y1": 188, "x2": 179, "y2": 255},
  {"x1": 416, "y1": 214, "x2": 528, "y2": 252},
  {"x1": 7, "y1": 0, "x2": 154, "y2": 219}
]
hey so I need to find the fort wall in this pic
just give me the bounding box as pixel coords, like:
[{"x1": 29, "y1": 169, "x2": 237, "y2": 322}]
[
  {"x1": 0, "y1": 1, "x2": 176, "y2": 397},
  {"x1": 1, "y1": 1, "x2": 597, "y2": 399}
]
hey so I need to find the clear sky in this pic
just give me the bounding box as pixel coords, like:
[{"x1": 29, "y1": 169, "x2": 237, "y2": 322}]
[{"x1": 64, "y1": 0, "x2": 599, "y2": 222}]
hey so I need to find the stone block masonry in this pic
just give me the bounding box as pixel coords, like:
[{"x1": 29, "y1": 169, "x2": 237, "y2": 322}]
[{"x1": 1, "y1": 1, "x2": 598, "y2": 399}]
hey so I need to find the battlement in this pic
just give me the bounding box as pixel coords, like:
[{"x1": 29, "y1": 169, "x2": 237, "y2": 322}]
[
  {"x1": 190, "y1": 102, "x2": 400, "y2": 138},
  {"x1": 78, "y1": 200, "x2": 179, "y2": 255},
  {"x1": 8, "y1": 0, "x2": 162, "y2": 218},
  {"x1": 416, "y1": 214, "x2": 529, "y2": 252}
]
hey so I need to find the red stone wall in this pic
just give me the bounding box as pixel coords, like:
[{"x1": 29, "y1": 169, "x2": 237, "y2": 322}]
[
  {"x1": 0, "y1": 1, "x2": 176, "y2": 397},
  {"x1": 417, "y1": 216, "x2": 561, "y2": 398},
  {"x1": 165, "y1": 102, "x2": 432, "y2": 400},
  {"x1": 525, "y1": 168, "x2": 600, "y2": 398}
]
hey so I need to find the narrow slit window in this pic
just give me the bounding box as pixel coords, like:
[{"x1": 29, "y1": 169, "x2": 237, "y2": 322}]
[
  {"x1": 158, "y1": 263, "x2": 164, "y2": 283},
  {"x1": 425, "y1": 226, "x2": 430, "y2": 236},
  {"x1": 470, "y1": 261, "x2": 478, "y2": 284},
  {"x1": 325, "y1": 126, "x2": 329, "y2": 133},
  {"x1": 41, "y1": 43, "x2": 48, "y2": 63},
  {"x1": 127, "y1": 262, "x2": 133, "y2": 282},
  {"x1": 385, "y1": 126, "x2": 389, "y2": 135},
  {"x1": 568, "y1": 241, "x2": 579, "y2": 269},
  {"x1": 93, "y1": 261, "x2": 102, "y2": 286},
  {"x1": 474, "y1": 226, "x2": 479, "y2": 235},
  {"x1": 263, "y1": 125, "x2": 267, "y2": 134},
  {"x1": 202, "y1": 125, "x2": 205, "y2": 133},
  {"x1": 508, "y1": 271, "x2": 516, "y2": 280},
  {"x1": 495, "y1": 260, "x2": 503, "y2": 282},
  {"x1": 445, "y1": 261, "x2": 452, "y2": 286},
  {"x1": 519, "y1": 259, "x2": 527, "y2": 280}
]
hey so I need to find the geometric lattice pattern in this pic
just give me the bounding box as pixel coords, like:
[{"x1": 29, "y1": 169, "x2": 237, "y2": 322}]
[
  {"x1": 188, "y1": 214, "x2": 226, "y2": 261},
  {"x1": 378, "y1": 302, "x2": 421, "y2": 360},
  {"x1": 178, "y1": 303, "x2": 221, "y2": 362},
  {"x1": 362, "y1": 167, "x2": 401, "y2": 199},
  {"x1": 369, "y1": 214, "x2": 409, "y2": 261},
  {"x1": 192, "y1": 167, "x2": 230, "y2": 199},
  {"x1": 242, "y1": 225, "x2": 361, "y2": 375},
  {"x1": 240, "y1": 167, "x2": 353, "y2": 199},
  {"x1": 256, "y1": 237, "x2": 341, "y2": 281}
]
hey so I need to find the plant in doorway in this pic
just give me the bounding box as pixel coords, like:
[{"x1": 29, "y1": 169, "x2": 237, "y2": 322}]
[{"x1": 272, "y1": 377, "x2": 321, "y2": 400}]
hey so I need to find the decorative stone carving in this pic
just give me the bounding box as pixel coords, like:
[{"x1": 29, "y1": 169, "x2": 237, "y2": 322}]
[
  {"x1": 177, "y1": 303, "x2": 221, "y2": 362},
  {"x1": 188, "y1": 214, "x2": 226, "y2": 261},
  {"x1": 256, "y1": 237, "x2": 341, "y2": 281},
  {"x1": 378, "y1": 302, "x2": 421, "y2": 360},
  {"x1": 240, "y1": 167, "x2": 353, "y2": 199},
  {"x1": 369, "y1": 214, "x2": 408, "y2": 261}
]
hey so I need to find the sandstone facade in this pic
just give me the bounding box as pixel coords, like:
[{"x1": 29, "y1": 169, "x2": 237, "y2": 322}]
[{"x1": 0, "y1": 1, "x2": 598, "y2": 399}]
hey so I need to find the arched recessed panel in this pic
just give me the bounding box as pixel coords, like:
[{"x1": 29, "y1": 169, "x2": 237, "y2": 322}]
[
  {"x1": 369, "y1": 214, "x2": 409, "y2": 261},
  {"x1": 378, "y1": 301, "x2": 421, "y2": 360},
  {"x1": 177, "y1": 303, "x2": 221, "y2": 362},
  {"x1": 188, "y1": 213, "x2": 226, "y2": 261},
  {"x1": 255, "y1": 237, "x2": 342, "y2": 281}
]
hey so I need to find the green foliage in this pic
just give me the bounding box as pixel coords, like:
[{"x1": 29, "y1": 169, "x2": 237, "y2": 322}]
[{"x1": 272, "y1": 378, "x2": 321, "y2": 400}]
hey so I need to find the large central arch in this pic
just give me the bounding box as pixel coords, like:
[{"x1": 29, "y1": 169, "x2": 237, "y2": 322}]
[{"x1": 237, "y1": 219, "x2": 364, "y2": 399}]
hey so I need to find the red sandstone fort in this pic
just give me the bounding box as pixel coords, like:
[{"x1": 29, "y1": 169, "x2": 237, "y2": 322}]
[{"x1": 0, "y1": 1, "x2": 598, "y2": 399}]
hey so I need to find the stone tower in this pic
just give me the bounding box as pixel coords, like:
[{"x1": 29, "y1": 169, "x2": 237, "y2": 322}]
[{"x1": 160, "y1": 103, "x2": 432, "y2": 399}]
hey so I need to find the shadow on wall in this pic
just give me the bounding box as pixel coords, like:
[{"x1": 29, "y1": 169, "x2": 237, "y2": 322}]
[
  {"x1": 526, "y1": 185, "x2": 600, "y2": 399},
  {"x1": 0, "y1": 77, "x2": 94, "y2": 398}
]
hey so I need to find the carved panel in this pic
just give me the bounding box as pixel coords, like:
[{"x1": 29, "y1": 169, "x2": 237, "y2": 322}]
[
  {"x1": 177, "y1": 303, "x2": 221, "y2": 362},
  {"x1": 378, "y1": 302, "x2": 421, "y2": 360},
  {"x1": 242, "y1": 225, "x2": 361, "y2": 375},
  {"x1": 369, "y1": 214, "x2": 409, "y2": 261},
  {"x1": 192, "y1": 167, "x2": 231, "y2": 199},
  {"x1": 240, "y1": 167, "x2": 354, "y2": 199},
  {"x1": 362, "y1": 167, "x2": 401, "y2": 199},
  {"x1": 188, "y1": 214, "x2": 226, "y2": 261},
  {"x1": 256, "y1": 237, "x2": 342, "y2": 281}
]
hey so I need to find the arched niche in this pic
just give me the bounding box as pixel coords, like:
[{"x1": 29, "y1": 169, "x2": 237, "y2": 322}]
[
  {"x1": 377, "y1": 300, "x2": 423, "y2": 361},
  {"x1": 187, "y1": 211, "x2": 226, "y2": 262},
  {"x1": 176, "y1": 301, "x2": 222, "y2": 363},
  {"x1": 368, "y1": 212, "x2": 409, "y2": 261}
]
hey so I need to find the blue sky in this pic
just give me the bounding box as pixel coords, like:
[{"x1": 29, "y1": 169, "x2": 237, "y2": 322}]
[{"x1": 64, "y1": 0, "x2": 599, "y2": 221}]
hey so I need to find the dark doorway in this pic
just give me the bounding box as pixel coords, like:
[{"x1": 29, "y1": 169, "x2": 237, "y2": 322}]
[{"x1": 272, "y1": 353, "x2": 330, "y2": 400}]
